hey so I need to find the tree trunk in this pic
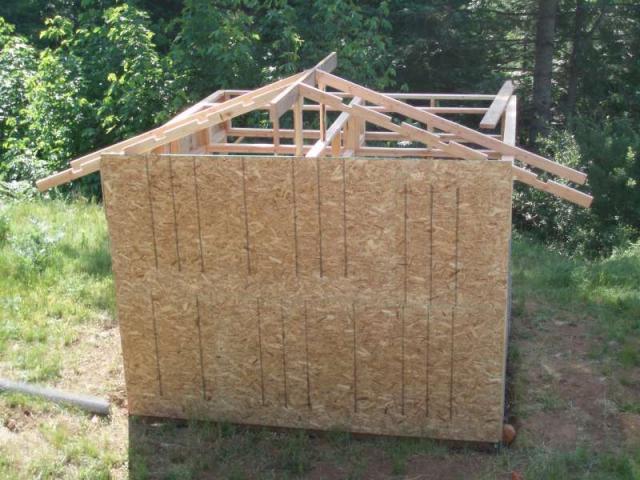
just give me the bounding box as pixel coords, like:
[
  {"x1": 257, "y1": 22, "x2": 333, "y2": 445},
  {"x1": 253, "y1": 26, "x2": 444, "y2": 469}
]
[
  {"x1": 531, "y1": 0, "x2": 559, "y2": 142},
  {"x1": 566, "y1": 0, "x2": 587, "y2": 116}
]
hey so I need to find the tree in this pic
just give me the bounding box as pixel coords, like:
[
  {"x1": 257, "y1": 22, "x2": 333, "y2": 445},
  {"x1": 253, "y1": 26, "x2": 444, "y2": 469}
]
[{"x1": 531, "y1": 0, "x2": 558, "y2": 141}]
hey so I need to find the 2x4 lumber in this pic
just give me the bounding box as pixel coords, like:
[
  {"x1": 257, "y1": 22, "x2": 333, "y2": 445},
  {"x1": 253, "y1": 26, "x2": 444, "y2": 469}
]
[
  {"x1": 205, "y1": 143, "x2": 319, "y2": 155},
  {"x1": 512, "y1": 166, "x2": 592, "y2": 208},
  {"x1": 76, "y1": 74, "x2": 300, "y2": 167},
  {"x1": 35, "y1": 71, "x2": 306, "y2": 191},
  {"x1": 166, "y1": 90, "x2": 225, "y2": 126},
  {"x1": 345, "y1": 112, "x2": 364, "y2": 152},
  {"x1": 225, "y1": 127, "x2": 501, "y2": 143},
  {"x1": 480, "y1": 81, "x2": 515, "y2": 129},
  {"x1": 227, "y1": 89, "x2": 496, "y2": 101},
  {"x1": 301, "y1": 84, "x2": 487, "y2": 161},
  {"x1": 231, "y1": 102, "x2": 489, "y2": 115},
  {"x1": 228, "y1": 127, "x2": 320, "y2": 140},
  {"x1": 294, "y1": 95, "x2": 304, "y2": 156},
  {"x1": 316, "y1": 70, "x2": 587, "y2": 185},
  {"x1": 268, "y1": 52, "x2": 337, "y2": 121},
  {"x1": 306, "y1": 97, "x2": 361, "y2": 158},
  {"x1": 493, "y1": 94, "x2": 592, "y2": 207},
  {"x1": 86, "y1": 75, "x2": 299, "y2": 172},
  {"x1": 365, "y1": 131, "x2": 501, "y2": 142},
  {"x1": 272, "y1": 116, "x2": 280, "y2": 147},
  {"x1": 501, "y1": 96, "x2": 517, "y2": 162},
  {"x1": 318, "y1": 81, "x2": 327, "y2": 141},
  {"x1": 331, "y1": 133, "x2": 342, "y2": 156}
]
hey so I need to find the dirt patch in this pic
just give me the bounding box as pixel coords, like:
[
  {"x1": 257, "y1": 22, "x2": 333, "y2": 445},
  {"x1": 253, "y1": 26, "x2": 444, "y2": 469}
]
[
  {"x1": 510, "y1": 305, "x2": 624, "y2": 452},
  {"x1": 620, "y1": 413, "x2": 640, "y2": 447}
]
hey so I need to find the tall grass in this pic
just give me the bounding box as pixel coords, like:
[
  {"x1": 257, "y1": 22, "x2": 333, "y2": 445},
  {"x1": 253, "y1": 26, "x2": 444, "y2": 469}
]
[{"x1": 0, "y1": 199, "x2": 114, "y2": 382}]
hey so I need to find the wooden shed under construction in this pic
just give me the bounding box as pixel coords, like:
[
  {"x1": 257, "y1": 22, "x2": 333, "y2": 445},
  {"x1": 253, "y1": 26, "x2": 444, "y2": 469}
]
[{"x1": 37, "y1": 53, "x2": 592, "y2": 443}]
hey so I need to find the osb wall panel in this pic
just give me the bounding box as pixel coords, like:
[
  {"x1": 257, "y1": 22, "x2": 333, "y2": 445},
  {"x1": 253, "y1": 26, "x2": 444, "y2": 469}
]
[{"x1": 101, "y1": 154, "x2": 512, "y2": 442}]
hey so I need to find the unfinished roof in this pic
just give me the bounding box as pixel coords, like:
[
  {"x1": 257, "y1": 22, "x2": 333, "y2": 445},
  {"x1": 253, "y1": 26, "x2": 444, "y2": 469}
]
[{"x1": 36, "y1": 52, "x2": 592, "y2": 207}]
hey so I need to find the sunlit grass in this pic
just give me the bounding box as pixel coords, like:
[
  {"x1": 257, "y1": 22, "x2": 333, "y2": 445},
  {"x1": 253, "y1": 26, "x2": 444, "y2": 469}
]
[{"x1": 0, "y1": 198, "x2": 114, "y2": 382}]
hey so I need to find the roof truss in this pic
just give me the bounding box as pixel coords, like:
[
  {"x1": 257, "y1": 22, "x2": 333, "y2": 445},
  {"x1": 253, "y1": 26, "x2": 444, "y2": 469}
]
[{"x1": 35, "y1": 53, "x2": 592, "y2": 207}]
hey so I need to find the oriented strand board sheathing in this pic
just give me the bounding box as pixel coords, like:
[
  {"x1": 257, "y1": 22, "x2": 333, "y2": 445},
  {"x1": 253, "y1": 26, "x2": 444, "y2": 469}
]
[{"x1": 102, "y1": 154, "x2": 512, "y2": 443}]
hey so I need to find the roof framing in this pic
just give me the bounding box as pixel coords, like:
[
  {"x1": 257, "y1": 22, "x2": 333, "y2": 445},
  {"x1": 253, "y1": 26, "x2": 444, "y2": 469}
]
[{"x1": 35, "y1": 52, "x2": 592, "y2": 207}]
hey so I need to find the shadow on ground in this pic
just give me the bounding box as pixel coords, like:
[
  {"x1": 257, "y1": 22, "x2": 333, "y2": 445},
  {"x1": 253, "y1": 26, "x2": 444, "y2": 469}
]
[{"x1": 127, "y1": 416, "x2": 499, "y2": 480}]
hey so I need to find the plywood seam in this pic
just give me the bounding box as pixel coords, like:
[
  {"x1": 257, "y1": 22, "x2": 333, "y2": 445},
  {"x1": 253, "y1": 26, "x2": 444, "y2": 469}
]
[
  {"x1": 145, "y1": 158, "x2": 159, "y2": 269},
  {"x1": 303, "y1": 302, "x2": 312, "y2": 409},
  {"x1": 400, "y1": 305, "x2": 406, "y2": 416},
  {"x1": 450, "y1": 187, "x2": 461, "y2": 421},
  {"x1": 193, "y1": 159, "x2": 205, "y2": 273},
  {"x1": 426, "y1": 305, "x2": 431, "y2": 418},
  {"x1": 256, "y1": 298, "x2": 266, "y2": 405},
  {"x1": 403, "y1": 183, "x2": 408, "y2": 304},
  {"x1": 168, "y1": 158, "x2": 181, "y2": 271},
  {"x1": 241, "y1": 158, "x2": 252, "y2": 275},
  {"x1": 315, "y1": 158, "x2": 324, "y2": 277},
  {"x1": 195, "y1": 295, "x2": 207, "y2": 399},
  {"x1": 291, "y1": 159, "x2": 300, "y2": 276},
  {"x1": 352, "y1": 302, "x2": 358, "y2": 413},
  {"x1": 342, "y1": 158, "x2": 348, "y2": 277},
  {"x1": 150, "y1": 291, "x2": 163, "y2": 396},
  {"x1": 449, "y1": 306, "x2": 456, "y2": 421},
  {"x1": 280, "y1": 302, "x2": 289, "y2": 408}
]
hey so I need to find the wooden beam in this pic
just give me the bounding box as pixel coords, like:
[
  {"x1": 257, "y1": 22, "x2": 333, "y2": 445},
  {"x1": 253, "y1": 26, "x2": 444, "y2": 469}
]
[
  {"x1": 318, "y1": 81, "x2": 326, "y2": 141},
  {"x1": 227, "y1": 89, "x2": 496, "y2": 101},
  {"x1": 36, "y1": 74, "x2": 307, "y2": 190},
  {"x1": 306, "y1": 97, "x2": 361, "y2": 158},
  {"x1": 268, "y1": 52, "x2": 337, "y2": 122},
  {"x1": 300, "y1": 84, "x2": 487, "y2": 160},
  {"x1": 224, "y1": 127, "x2": 501, "y2": 143},
  {"x1": 501, "y1": 95, "x2": 517, "y2": 162},
  {"x1": 206, "y1": 143, "x2": 320, "y2": 155},
  {"x1": 480, "y1": 81, "x2": 515, "y2": 129},
  {"x1": 316, "y1": 71, "x2": 587, "y2": 185},
  {"x1": 79, "y1": 74, "x2": 300, "y2": 168},
  {"x1": 513, "y1": 166, "x2": 592, "y2": 208},
  {"x1": 294, "y1": 95, "x2": 304, "y2": 156},
  {"x1": 166, "y1": 90, "x2": 225, "y2": 126}
]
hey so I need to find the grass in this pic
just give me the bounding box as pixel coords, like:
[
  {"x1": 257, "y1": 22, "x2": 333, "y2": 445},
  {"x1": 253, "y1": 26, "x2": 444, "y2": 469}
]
[
  {"x1": 0, "y1": 198, "x2": 639, "y2": 479},
  {"x1": 0, "y1": 199, "x2": 114, "y2": 382},
  {"x1": 511, "y1": 234, "x2": 640, "y2": 367}
]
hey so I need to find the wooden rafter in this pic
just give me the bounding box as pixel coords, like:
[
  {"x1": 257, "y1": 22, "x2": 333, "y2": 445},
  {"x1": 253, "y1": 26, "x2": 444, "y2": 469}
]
[
  {"x1": 307, "y1": 97, "x2": 362, "y2": 158},
  {"x1": 34, "y1": 53, "x2": 593, "y2": 208},
  {"x1": 36, "y1": 71, "x2": 307, "y2": 190},
  {"x1": 480, "y1": 80, "x2": 515, "y2": 129},
  {"x1": 268, "y1": 52, "x2": 338, "y2": 122},
  {"x1": 315, "y1": 70, "x2": 587, "y2": 185}
]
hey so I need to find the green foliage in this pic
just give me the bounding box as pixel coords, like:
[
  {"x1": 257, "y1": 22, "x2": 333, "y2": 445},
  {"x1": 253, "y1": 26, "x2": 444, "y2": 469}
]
[
  {"x1": 514, "y1": 121, "x2": 640, "y2": 256},
  {"x1": 0, "y1": 1, "x2": 638, "y2": 255},
  {"x1": 0, "y1": 6, "x2": 180, "y2": 191},
  {"x1": 98, "y1": 5, "x2": 180, "y2": 138},
  {"x1": 170, "y1": 0, "x2": 394, "y2": 102},
  {"x1": 171, "y1": 0, "x2": 260, "y2": 97},
  {"x1": 0, "y1": 20, "x2": 37, "y2": 178},
  {"x1": 295, "y1": 0, "x2": 394, "y2": 89}
]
